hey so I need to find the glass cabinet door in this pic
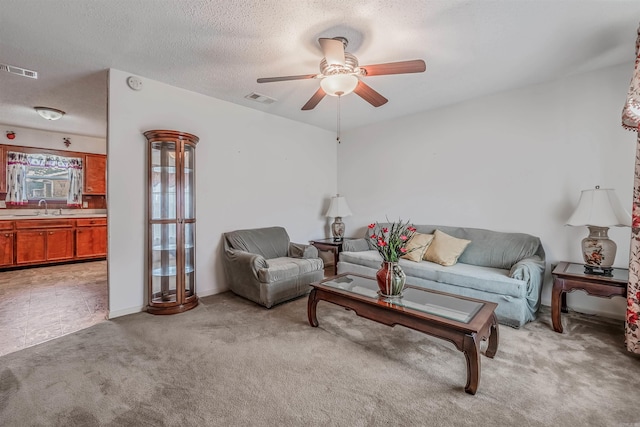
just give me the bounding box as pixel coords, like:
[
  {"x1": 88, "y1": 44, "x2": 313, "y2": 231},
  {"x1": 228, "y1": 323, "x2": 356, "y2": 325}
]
[
  {"x1": 184, "y1": 222, "x2": 195, "y2": 297},
  {"x1": 183, "y1": 143, "x2": 195, "y2": 220},
  {"x1": 151, "y1": 223, "x2": 177, "y2": 303},
  {"x1": 150, "y1": 141, "x2": 177, "y2": 220}
]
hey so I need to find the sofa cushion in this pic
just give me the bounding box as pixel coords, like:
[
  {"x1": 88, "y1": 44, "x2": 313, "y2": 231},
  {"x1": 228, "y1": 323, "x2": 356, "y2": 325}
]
[
  {"x1": 424, "y1": 230, "x2": 471, "y2": 266},
  {"x1": 401, "y1": 233, "x2": 434, "y2": 262},
  {"x1": 339, "y1": 250, "x2": 527, "y2": 298},
  {"x1": 258, "y1": 257, "x2": 324, "y2": 283}
]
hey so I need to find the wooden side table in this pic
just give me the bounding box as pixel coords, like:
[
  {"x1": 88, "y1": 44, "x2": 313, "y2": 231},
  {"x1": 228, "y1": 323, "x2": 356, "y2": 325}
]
[
  {"x1": 310, "y1": 238, "x2": 351, "y2": 276},
  {"x1": 551, "y1": 261, "x2": 628, "y2": 333}
]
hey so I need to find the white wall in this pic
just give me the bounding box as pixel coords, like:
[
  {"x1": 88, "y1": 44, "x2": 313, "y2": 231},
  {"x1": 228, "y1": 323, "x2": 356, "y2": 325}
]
[
  {"x1": 339, "y1": 63, "x2": 635, "y2": 320},
  {"x1": 107, "y1": 69, "x2": 336, "y2": 317},
  {"x1": 0, "y1": 124, "x2": 106, "y2": 154}
]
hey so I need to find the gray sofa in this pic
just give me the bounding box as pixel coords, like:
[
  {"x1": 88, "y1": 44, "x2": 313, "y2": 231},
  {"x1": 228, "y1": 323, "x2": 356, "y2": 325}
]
[
  {"x1": 338, "y1": 224, "x2": 546, "y2": 328},
  {"x1": 222, "y1": 226, "x2": 324, "y2": 308}
]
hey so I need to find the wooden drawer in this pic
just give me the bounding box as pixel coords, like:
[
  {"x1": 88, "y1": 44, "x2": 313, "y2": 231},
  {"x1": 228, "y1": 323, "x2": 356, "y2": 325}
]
[
  {"x1": 76, "y1": 217, "x2": 107, "y2": 227},
  {"x1": 0, "y1": 221, "x2": 14, "y2": 231},
  {"x1": 15, "y1": 219, "x2": 74, "y2": 229}
]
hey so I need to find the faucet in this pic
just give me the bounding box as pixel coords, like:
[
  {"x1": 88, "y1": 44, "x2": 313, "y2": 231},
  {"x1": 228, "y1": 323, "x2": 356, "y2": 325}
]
[{"x1": 38, "y1": 199, "x2": 48, "y2": 215}]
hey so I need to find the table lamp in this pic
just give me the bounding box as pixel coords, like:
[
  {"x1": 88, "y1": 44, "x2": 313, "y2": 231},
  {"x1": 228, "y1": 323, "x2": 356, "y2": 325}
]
[
  {"x1": 325, "y1": 194, "x2": 352, "y2": 241},
  {"x1": 566, "y1": 186, "x2": 631, "y2": 275}
]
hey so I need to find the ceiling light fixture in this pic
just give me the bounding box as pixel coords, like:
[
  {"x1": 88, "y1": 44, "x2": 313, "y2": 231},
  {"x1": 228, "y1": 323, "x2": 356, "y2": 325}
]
[
  {"x1": 34, "y1": 106, "x2": 65, "y2": 121},
  {"x1": 320, "y1": 74, "x2": 359, "y2": 97}
]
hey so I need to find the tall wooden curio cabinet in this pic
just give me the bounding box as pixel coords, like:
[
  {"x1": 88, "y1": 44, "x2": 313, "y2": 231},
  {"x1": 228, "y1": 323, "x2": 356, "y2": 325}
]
[{"x1": 144, "y1": 130, "x2": 198, "y2": 315}]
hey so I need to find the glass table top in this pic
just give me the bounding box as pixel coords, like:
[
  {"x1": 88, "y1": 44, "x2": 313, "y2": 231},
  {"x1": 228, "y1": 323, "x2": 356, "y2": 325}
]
[
  {"x1": 320, "y1": 274, "x2": 484, "y2": 324},
  {"x1": 562, "y1": 262, "x2": 629, "y2": 282}
]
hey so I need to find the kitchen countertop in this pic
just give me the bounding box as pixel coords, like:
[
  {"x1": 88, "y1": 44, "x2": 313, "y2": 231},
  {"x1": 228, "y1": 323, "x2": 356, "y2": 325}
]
[{"x1": 0, "y1": 210, "x2": 107, "y2": 220}]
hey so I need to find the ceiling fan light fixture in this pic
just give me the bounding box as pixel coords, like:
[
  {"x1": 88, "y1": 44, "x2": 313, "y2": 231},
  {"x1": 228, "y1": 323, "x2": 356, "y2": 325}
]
[
  {"x1": 34, "y1": 106, "x2": 65, "y2": 121},
  {"x1": 320, "y1": 74, "x2": 358, "y2": 97}
]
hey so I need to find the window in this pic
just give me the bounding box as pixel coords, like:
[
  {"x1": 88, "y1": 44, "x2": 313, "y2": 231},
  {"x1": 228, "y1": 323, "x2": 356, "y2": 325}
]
[
  {"x1": 26, "y1": 163, "x2": 70, "y2": 200},
  {"x1": 5, "y1": 151, "x2": 83, "y2": 205}
]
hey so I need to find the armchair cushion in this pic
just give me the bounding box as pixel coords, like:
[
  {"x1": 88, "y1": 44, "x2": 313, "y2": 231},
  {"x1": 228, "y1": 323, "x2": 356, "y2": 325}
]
[{"x1": 258, "y1": 257, "x2": 324, "y2": 283}]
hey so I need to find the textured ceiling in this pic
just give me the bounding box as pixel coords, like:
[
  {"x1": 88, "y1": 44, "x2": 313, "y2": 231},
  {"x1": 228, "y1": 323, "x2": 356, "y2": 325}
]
[{"x1": 1, "y1": 1, "x2": 640, "y2": 139}]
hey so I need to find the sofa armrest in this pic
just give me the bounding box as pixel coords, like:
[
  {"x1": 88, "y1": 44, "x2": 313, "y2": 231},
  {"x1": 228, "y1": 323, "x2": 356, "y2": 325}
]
[
  {"x1": 289, "y1": 242, "x2": 319, "y2": 259},
  {"x1": 509, "y1": 255, "x2": 546, "y2": 312},
  {"x1": 342, "y1": 238, "x2": 370, "y2": 252},
  {"x1": 224, "y1": 248, "x2": 269, "y2": 281}
]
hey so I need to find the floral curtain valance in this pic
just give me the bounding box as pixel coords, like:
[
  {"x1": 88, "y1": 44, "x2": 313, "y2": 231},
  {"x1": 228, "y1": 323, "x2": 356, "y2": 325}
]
[
  {"x1": 622, "y1": 23, "x2": 640, "y2": 355},
  {"x1": 7, "y1": 151, "x2": 80, "y2": 169}
]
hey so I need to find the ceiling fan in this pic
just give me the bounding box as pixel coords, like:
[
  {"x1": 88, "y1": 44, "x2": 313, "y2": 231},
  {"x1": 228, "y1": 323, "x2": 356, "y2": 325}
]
[{"x1": 257, "y1": 37, "x2": 426, "y2": 110}]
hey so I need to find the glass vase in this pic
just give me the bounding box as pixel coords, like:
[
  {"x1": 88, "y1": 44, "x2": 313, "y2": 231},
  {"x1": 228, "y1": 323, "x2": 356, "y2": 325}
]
[{"x1": 376, "y1": 261, "x2": 406, "y2": 298}]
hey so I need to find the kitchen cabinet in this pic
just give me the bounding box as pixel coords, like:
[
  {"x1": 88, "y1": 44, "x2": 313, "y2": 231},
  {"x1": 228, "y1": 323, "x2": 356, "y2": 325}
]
[
  {"x1": 84, "y1": 154, "x2": 106, "y2": 195},
  {"x1": 16, "y1": 230, "x2": 46, "y2": 264},
  {"x1": 76, "y1": 218, "x2": 107, "y2": 258},
  {"x1": 0, "y1": 221, "x2": 14, "y2": 267},
  {"x1": 15, "y1": 219, "x2": 74, "y2": 265},
  {"x1": 144, "y1": 129, "x2": 198, "y2": 315},
  {"x1": 0, "y1": 146, "x2": 5, "y2": 194},
  {"x1": 0, "y1": 217, "x2": 106, "y2": 268}
]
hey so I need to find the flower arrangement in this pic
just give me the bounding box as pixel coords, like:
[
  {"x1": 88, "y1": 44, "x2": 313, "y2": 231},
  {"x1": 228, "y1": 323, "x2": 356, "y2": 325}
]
[{"x1": 367, "y1": 219, "x2": 419, "y2": 262}]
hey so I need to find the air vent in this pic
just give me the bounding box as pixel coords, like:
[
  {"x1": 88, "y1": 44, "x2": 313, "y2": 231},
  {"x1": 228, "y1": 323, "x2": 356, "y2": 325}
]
[
  {"x1": 244, "y1": 92, "x2": 277, "y2": 104},
  {"x1": 0, "y1": 63, "x2": 38, "y2": 79}
]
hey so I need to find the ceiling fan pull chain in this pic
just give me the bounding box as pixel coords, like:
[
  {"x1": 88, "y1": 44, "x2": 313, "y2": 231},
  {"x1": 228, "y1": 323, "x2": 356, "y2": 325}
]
[{"x1": 337, "y1": 94, "x2": 341, "y2": 143}]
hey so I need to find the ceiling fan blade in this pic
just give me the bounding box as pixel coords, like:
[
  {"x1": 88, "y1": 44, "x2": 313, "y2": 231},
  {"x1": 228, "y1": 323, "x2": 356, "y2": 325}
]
[
  {"x1": 319, "y1": 38, "x2": 345, "y2": 66},
  {"x1": 353, "y1": 80, "x2": 388, "y2": 107},
  {"x1": 257, "y1": 74, "x2": 318, "y2": 83},
  {"x1": 360, "y1": 60, "x2": 426, "y2": 76},
  {"x1": 301, "y1": 87, "x2": 327, "y2": 110}
]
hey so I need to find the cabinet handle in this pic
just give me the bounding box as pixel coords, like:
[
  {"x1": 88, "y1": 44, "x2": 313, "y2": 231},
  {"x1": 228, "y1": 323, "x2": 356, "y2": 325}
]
[
  {"x1": 39, "y1": 232, "x2": 43, "y2": 235},
  {"x1": 49, "y1": 232, "x2": 54, "y2": 235},
  {"x1": 4, "y1": 234, "x2": 8, "y2": 237}
]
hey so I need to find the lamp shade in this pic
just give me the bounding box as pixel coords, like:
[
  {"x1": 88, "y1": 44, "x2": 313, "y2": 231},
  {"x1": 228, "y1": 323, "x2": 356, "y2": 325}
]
[
  {"x1": 566, "y1": 187, "x2": 631, "y2": 227},
  {"x1": 325, "y1": 195, "x2": 352, "y2": 218},
  {"x1": 320, "y1": 75, "x2": 358, "y2": 97}
]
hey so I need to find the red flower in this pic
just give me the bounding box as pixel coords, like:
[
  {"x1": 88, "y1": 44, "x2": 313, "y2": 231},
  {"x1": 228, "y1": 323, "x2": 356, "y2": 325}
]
[
  {"x1": 400, "y1": 247, "x2": 407, "y2": 253},
  {"x1": 407, "y1": 226, "x2": 417, "y2": 232},
  {"x1": 400, "y1": 235, "x2": 408, "y2": 241},
  {"x1": 636, "y1": 291, "x2": 640, "y2": 302},
  {"x1": 370, "y1": 234, "x2": 377, "y2": 240},
  {"x1": 378, "y1": 239, "x2": 387, "y2": 247},
  {"x1": 382, "y1": 228, "x2": 389, "y2": 233},
  {"x1": 628, "y1": 311, "x2": 639, "y2": 325},
  {"x1": 368, "y1": 223, "x2": 376, "y2": 229}
]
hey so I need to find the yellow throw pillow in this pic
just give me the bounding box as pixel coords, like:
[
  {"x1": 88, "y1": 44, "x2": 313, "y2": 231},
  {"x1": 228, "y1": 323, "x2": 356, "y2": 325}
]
[
  {"x1": 401, "y1": 233, "x2": 434, "y2": 262},
  {"x1": 424, "y1": 230, "x2": 471, "y2": 266}
]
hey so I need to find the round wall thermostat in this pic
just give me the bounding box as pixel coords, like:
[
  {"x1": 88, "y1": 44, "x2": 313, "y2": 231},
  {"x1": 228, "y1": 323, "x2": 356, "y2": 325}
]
[{"x1": 127, "y1": 76, "x2": 143, "y2": 91}]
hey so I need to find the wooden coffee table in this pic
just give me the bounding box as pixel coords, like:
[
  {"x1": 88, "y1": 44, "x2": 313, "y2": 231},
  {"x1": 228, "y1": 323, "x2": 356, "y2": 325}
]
[{"x1": 307, "y1": 273, "x2": 499, "y2": 395}]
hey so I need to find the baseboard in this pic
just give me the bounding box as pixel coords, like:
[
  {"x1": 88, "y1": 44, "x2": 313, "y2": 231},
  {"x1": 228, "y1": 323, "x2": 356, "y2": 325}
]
[
  {"x1": 198, "y1": 288, "x2": 221, "y2": 298},
  {"x1": 108, "y1": 305, "x2": 144, "y2": 319}
]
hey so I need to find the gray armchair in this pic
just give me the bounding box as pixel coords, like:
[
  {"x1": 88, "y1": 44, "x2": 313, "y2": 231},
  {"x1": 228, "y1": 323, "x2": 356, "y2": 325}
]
[{"x1": 222, "y1": 226, "x2": 324, "y2": 308}]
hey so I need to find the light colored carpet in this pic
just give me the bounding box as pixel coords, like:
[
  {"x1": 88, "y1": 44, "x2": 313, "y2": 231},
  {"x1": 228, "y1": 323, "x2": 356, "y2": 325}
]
[{"x1": 0, "y1": 291, "x2": 638, "y2": 426}]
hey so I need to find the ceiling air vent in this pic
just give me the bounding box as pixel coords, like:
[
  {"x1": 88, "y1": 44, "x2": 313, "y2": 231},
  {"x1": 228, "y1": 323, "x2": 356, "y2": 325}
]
[
  {"x1": 244, "y1": 92, "x2": 277, "y2": 105},
  {"x1": 0, "y1": 63, "x2": 38, "y2": 79}
]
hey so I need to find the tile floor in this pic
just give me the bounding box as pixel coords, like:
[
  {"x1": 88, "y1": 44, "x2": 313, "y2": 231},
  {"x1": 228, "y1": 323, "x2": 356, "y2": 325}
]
[{"x1": 0, "y1": 260, "x2": 108, "y2": 357}]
